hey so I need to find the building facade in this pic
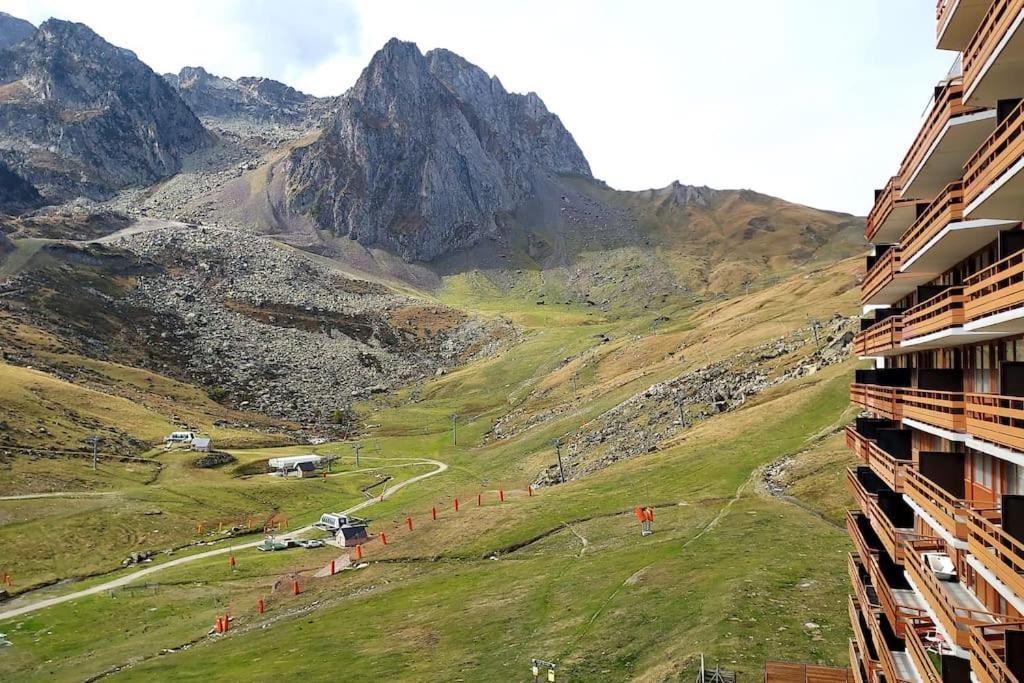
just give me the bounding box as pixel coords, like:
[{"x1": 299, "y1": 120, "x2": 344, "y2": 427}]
[{"x1": 849, "y1": 3, "x2": 1024, "y2": 683}]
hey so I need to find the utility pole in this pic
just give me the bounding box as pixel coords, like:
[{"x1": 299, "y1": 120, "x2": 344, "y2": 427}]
[
  {"x1": 808, "y1": 316, "x2": 822, "y2": 347},
  {"x1": 571, "y1": 372, "x2": 578, "y2": 399},
  {"x1": 353, "y1": 442, "x2": 362, "y2": 468},
  {"x1": 675, "y1": 397, "x2": 686, "y2": 426},
  {"x1": 88, "y1": 435, "x2": 100, "y2": 471},
  {"x1": 553, "y1": 438, "x2": 565, "y2": 484},
  {"x1": 451, "y1": 414, "x2": 458, "y2": 446}
]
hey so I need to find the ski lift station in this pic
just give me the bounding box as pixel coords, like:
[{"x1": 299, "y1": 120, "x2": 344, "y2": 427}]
[{"x1": 268, "y1": 454, "x2": 324, "y2": 477}]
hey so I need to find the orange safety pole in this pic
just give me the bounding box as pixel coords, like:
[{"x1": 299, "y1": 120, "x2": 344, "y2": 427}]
[
  {"x1": 355, "y1": 544, "x2": 363, "y2": 560},
  {"x1": 528, "y1": 485, "x2": 533, "y2": 497},
  {"x1": 223, "y1": 613, "x2": 230, "y2": 632},
  {"x1": 215, "y1": 616, "x2": 223, "y2": 633},
  {"x1": 431, "y1": 507, "x2": 437, "y2": 520},
  {"x1": 406, "y1": 517, "x2": 413, "y2": 531},
  {"x1": 292, "y1": 580, "x2": 300, "y2": 595},
  {"x1": 499, "y1": 489, "x2": 504, "y2": 502},
  {"x1": 477, "y1": 493, "x2": 482, "y2": 507},
  {"x1": 229, "y1": 555, "x2": 236, "y2": 568},
  {"x1": 380, "y1": 532, "x2": 388, "y2": 545},
  {"x1": 454, "y1": 498, "x2": 459, "y2": 512},
  {"x1": 258, "y1": 598, "x2": 265, "y2": 614},
  {"x1": 330, "y1": 559, "x2": 336, "y2": 575}
]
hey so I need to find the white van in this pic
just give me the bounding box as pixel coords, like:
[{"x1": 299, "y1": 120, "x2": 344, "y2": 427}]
[{"x1": 164, "y1": 431, "x2": 196, "y2": 444}]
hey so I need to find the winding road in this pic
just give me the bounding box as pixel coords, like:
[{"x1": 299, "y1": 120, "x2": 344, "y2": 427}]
[{"x1": 0, "y1": 458, "x2": 447, "y2": 622}]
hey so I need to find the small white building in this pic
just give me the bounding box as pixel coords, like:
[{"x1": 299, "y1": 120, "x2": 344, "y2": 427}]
[
  {"x1": 191, "y1": 437, "x2": 211, "y2": 452},
  {"x1": 268, "y1": 454, "x2": 323, "y2": 476}
]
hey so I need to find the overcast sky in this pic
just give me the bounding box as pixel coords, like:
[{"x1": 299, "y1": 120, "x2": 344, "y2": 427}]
[{"x1": 2, "y1": 0, "x2": 952, "y2": 215}]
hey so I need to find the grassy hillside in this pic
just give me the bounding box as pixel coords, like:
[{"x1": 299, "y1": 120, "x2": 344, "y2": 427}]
[{"x1": 0, "y1": 256, "x2": 862, "y2": 681}]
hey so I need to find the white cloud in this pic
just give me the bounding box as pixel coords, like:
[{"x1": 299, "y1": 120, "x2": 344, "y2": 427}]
[{"x1": 0, "y1": 0, "x2": 953, "y2": 214}]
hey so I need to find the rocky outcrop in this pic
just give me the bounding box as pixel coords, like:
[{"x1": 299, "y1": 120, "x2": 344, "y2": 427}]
[
  {"x1": 0, "y1": 159, "x2": 42, "y2": 213},
  {"x1": 165, "y1": 66, "x2": 327, "y2": 125},
  {"x1": 0, "y1": 12, "x2": 33, "y2": 49},
  {"x1": 631, "y1": 181, "x2": 724, "y2": 209},
  {"x1": 286, "y1": 39, "x2": 592, "y2": 262},
  {"x1": 0, "y1": 18, "x2": 211, "y2": 205}
]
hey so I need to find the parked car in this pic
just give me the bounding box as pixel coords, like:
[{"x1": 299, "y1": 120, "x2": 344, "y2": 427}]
[{"x1": 297, "y1": 539, "x2": 325, "y2": 549}]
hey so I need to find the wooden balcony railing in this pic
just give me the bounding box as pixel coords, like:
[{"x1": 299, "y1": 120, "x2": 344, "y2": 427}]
[
  {"x1": 905, "y1": 537, "x2": 1001, "y2": 649},
  {"x1": 963, "y1": 0, "x2": 1024, "y2": 101},
  {"x1": 848, "y1": 510, "x2": 882, "y2": 564},
  {"x1": 904, "y1": 466, "x2": 971, "y2": 540},
  {"x1": 902, "y1": 388, "x2": 966, "y2": 432},
  {"x1": 850, "y1": 553, "x2": 880, "y2": 619},
  {"x1": 848, "y1": 468, "x2": 879, "y2": 514},
  {"x1": 855, "y1": 316, "x2": 903, "y2": 356},
  {"x1": 970, "y1": 620, "x2": 1024, "y2": 683},
  {"x1": 849, "y1": 595, "x2": 882, "y2": 679},
  {"x1": 867, "y1": 176, "x2": 905, "y2": 243},
  {"x1": 851, "y1": 384, "x2": 903, "y2": 421},
  {"x1": 964, "y1": 247, "x2": 1024, "y2": 322},
  {"x1": 862, "y1": 248, "x2": 902, "y2": 305},
  {"x1": 866, "y1": 441, "x2": 912, "y2": 493},
  {"x1": 966, "y1": 506, "x2": 1024, "y2": 602},
  {"x1": 900, "y1": 182, "x2": 964, "y2": 266},
  {"x1": 966, "y1": 392, "x2": 1024, "y2": 452},
  {"x1": 899, "y1": 81, "x2": 984, "y2": 186},
  {"x1": 868, "y1": 495, "x2": 911, "y2": 563},
  {"x1": 866, "y1": 550, "x2": 928, "y2": 637},
  {"x1": 905, "y1": 621, "x2": 943, "y2": 683},
  {"x1": 902, "y1": 286, "x2": 965, "y2": 341},
  {"x1": 849, "y1": 640, "x2": 868, "y2": 683},
  {"x1": 846, "y1": 426, "x2": 870, "y2": 463},
  {"x1": 866, "y1": 599, "x2": 915, "y2": 683}
]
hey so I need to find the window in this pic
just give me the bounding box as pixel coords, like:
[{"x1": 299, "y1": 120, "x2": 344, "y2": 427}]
[
  {"x1": 974, "y1": 452, "x2": 993, "y2": 489},
  {"x1": 1008, "y1": 463, "x2": 1024, "y2": 496}
]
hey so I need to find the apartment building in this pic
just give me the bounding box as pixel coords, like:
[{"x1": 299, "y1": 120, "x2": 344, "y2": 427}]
[{"x1": 848, "y1": 3, "x2": 1024, "y2": 683}]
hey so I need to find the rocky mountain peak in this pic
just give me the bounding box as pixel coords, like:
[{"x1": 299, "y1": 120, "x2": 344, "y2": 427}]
[
  {"x1": 0, "y1": 15, "x2": 210, "y2": 209},
  {"x1": 285, "y1": 38, "x2": 592, "y2": 262},
  {"x1": 165, "y1": 66, "x2": 323, "y2": 125},
  {"x1": 0, "y1": 11, "x2": 34, "y2": 49},
  {"x1": 639, "y1": 181, "x2": 723, "y2": 208}
]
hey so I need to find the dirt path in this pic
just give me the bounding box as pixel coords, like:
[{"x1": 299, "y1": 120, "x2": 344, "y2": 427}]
[
  {"x1": 0, "y1": 458, "x2": 447, "y2": 622},
  {"x1": 0, "y1": 491, "x2": 119, "y2": 501}
]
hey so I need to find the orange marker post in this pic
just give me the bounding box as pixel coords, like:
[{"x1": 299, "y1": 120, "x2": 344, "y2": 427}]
[
  {"x1": 292, "y1": 580, "x2": 300, "y2": 595},
  {"x1": 229, "y1": 555, "x2": 236, "y2": 568},
  {"x1": 499, "y1": 489, "x2": 504, "y2": 502},
  {"x1": 454, "y1": 498, "x2": 460, "y2": 512},
  {"x1": 477, "y1": 493, "x2": 482, "y2": 507},
  {"x1": 528, "y1": 485, "x2": 533, "y2": 497},
  {"x1": 223, "y1": 613, "x2": 230, "y2": 632},
  {"x1": 330, "y1": 560, "x2": 336, "y2": 575},
  {"x1": 355, "y1": 544, "x2": 363, "y2": 560},
  {"x1": 215, "y1": 616, "x2": 223, "y2": 634},
  {"x1": 380, "y1": 532, "x2": 388, "y2": 545},
  {"x1": 258, "y1": 598, "x2": 265, "y2": 614},
  {"x1": 431, "y1": 507, "x2": 437, "y2": 520},
  {"x1": 406, "y1": 517, "x2": 413, "y2": 531}
]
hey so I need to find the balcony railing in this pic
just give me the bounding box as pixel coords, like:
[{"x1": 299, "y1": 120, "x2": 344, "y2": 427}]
[
  {"x1": 868, "y1": 495, "x2": 911, "y2": 563},
  {"x1": 963, "y1": 0, "x2": 1024, "y2": 100},
  {"x1": 855, "y1": 316, "x2": 904, "y2": 356},
  {"x1": 905, "y1": 537, "x2": 1001, "y2": 649},
  {"x1": 862, "y1": 247, "x2": 902, "y2": 305},
  {"x1": 905, "y1": 621, "x2": 943, "y2": 683},
  {"x1": 964, "y1": 246, "x2": 1024, "y2": 323},
  {"x1": 848, "y1": 468, "x2": 879, "y2": 513},
  {"x1": 866, "y1": 550, "x2": 929, "y2": 637},
  {"x1": 850, "y1": 552, "x2": 881, "y2": 617},
  {"x1": 966, "y1": 392, "x2": 1024, "y2": 453},
  {"x1": 970, "y1": 620, "x2": 1024, "y2": 683},
  {"x1": 866, "y1": 441, "x2": 912, "y2": 493},
  {"x1": 964, "y1": 96, "x2": 1024, "y2": 208},
  {"x1": 904, "y1": 467, "x2": 971, "y2": 540},
  {"x1": 900, "y1": 182, "x2": 964, "y2": 266},
  {"x1": 847, "y1": 426, "x2": 870, "y2": 463},
  {"x1": 899, "y1": 81, "x2": 983, "y2": 186},
  {"x1": 851, "y1": 384, "x2": 903, "y2": 421},
  {"x1": 850, "y1": 595, "x2": 882, "y2": 681},
  {"x1": 867, "y1": 176, "x2": 910, "y2": 244},
  {"x1": 849, "y1": 510, "x2": 883, "y2": 564},
  {"x1": 965, "y1": 507, "x2": 1024, "y2": 602},
  {"x1": 849, "y1": 639, "x2": 868, "y2": 683},
  {"x1": 902, "y1": 287, "x2": 965, "y2": 342},
  {"x1": 901, "y1": 388, "x2": 966, "y2": 433}
]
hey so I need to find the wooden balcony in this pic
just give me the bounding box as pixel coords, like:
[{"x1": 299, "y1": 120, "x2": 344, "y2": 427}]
[
  {"x1": 904, "y1": 622, "x2": 942, "y2": 683},
  {"x1": 862, "y1": 248, "x2": 921, "y2": 307},
  {"x1": 971, "y1": 620, "x2": 1024, "y2": 683},
  {"x1": 851, "y1": 384, "x2": 903, "y2": 421},
  {"x1": 848, "y1": 510, "x2": 885, "y2": 564},
  {"x1": 865, "y1": 550, "x2": 929, "y2": 638},
  {"x1": 850, "y1": 552, "x2": 881, "y2": 617},
  {"x1": 904, "y1": 537, "x2": 1000, "y2": 649},
  {"x1": 850, "y1": 595, "x2": 883, "y2": 682},
  {"x1": 938, "y1": 0, "x2": 1000, "y2": 51},
  {"x1": 899, "y1": 80, "x2": 992, "y2": 199},
  {"x1": 855, "y1": 316, "x2": 904, "y2": 357},
  {"x1": 899, "y1": 182, "x2": 963, "y2": 267},
  {"x1": 966, "y1": 392, "x2": 1024, "y2": 453},
  {"x1": 849, "y1": 639, "x2": 869, "y2": 683},
  {"x1": 847, "y1": 426, "x2": 870, "y2": 463},
  {"x1": 866, "y1": 441, "x2": 912, "y2": 493},
  {"x1": 901, "y1": 388, "x2": 966, "y2": 433},
  {"x1": 868, "y1": 176, "x2": 922, "y2": 244},
  {"x1": 964, "y1": 248, "x2": 1024, "y2": 326},
  {"x1": 902, "y1": 287, "x2": 965, "y2": 344},
  {"x1": 904, "y1": 467, "x2": 970, "y2": 541},
  {"x1": 848, "y1": 468, "x2": 879, "y2": 513},
  {"x1": 963, "y1": 0, "x2": 1024, "y2": 106},
  {"x1": 965, "y1": 507, "x2": 1024, "y2": 602},
  {"x1": 867, "y1": 495, "x2": 911, "y2": 563}
]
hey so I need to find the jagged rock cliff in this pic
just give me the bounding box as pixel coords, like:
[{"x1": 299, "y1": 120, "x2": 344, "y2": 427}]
[
  {"x1": 0, "y1": 19, "x2": 211, "y2": 207},
  {"x1": 286, "y1": 39, "x2": 592, "y2": 262},
  {"x1": 165, "y1": 66, "x2": 326, "y2": 125},
  {"x1": 0, "y1": 12, "x2": 34, "y2": 49}
]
